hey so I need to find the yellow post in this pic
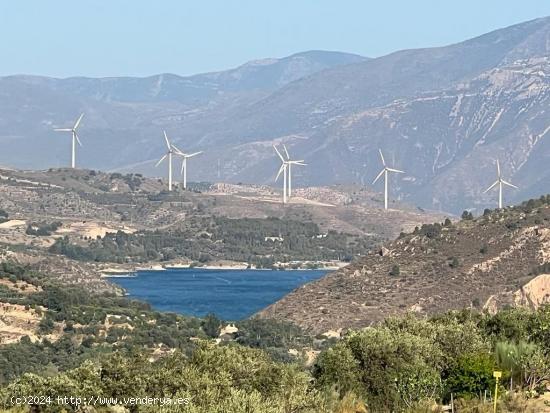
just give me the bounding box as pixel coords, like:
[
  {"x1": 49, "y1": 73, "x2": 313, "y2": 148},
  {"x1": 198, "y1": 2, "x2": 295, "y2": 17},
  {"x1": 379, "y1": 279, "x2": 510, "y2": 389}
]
[{"x1": 493, "y1": 371, "x2": 502, "y2": 413}]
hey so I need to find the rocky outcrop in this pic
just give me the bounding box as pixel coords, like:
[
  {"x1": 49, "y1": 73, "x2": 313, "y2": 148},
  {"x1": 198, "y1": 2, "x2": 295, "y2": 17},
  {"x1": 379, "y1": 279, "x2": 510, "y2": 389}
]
[{"x1": 514, "y1": 274, "x2": 550, "y2": 309}]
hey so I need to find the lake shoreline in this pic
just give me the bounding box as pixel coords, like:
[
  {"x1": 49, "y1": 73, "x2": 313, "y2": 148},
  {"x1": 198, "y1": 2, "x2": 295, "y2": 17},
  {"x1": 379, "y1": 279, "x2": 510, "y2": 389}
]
[{"x1": 100, "y1": 260, "x2": 347, "y2": 278}]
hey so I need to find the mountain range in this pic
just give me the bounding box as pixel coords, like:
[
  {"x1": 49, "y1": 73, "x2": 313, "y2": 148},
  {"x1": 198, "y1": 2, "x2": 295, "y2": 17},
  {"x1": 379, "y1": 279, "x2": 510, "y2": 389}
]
[{"x1": 0, "y1": 17, "x2": 548, "y2": 213}]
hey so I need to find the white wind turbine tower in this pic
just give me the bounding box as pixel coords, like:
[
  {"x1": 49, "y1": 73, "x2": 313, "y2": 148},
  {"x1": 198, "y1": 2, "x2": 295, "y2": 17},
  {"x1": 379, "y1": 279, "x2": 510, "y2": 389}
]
[
  {"x1": 155, "y1": 131, "x2": 176, "y2": 191},
  {"x1": 483, "y1": 159, "x2": 518, "y2": 209},
  {"x1": 372, "y1": 149, "x2": 405, "y2": 210},
  {"x1": 274, "y1": 145, "x2": 289, "y2": 204},
  {"x1": 54, "y1": 113, "x2": 84, "y2": 168},
  {"x1": 172, "y1": 144, "x2": 203, "y2": 190},
  {"x1": 281, "y1": 144, "x2": 306, "y2": 198}
]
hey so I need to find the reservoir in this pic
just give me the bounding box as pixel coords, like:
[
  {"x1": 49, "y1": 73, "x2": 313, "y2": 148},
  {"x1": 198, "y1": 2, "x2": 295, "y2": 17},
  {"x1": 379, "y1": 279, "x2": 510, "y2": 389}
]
[{"x1": 109, "y1": 268, "x2": 327, "y2": 320}]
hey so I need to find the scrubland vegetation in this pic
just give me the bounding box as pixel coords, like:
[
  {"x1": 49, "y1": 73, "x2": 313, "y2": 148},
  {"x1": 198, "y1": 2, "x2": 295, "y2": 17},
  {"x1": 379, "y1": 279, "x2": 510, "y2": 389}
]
[{"x1": 1, "y1": 259, "x2": 549, "y2": 412}]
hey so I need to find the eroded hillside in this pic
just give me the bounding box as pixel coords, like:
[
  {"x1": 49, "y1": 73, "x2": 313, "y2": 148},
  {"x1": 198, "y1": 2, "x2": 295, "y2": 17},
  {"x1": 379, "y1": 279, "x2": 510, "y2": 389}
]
[{"x1": 257, "y1": 196, "x2": 550, "y2": 334}]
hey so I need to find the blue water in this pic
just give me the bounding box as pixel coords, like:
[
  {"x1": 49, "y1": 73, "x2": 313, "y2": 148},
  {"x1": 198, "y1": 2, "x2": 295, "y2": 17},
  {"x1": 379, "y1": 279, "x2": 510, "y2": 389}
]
[{"x1": 109, "y1": 268, "x2": 327, "y2": 320}]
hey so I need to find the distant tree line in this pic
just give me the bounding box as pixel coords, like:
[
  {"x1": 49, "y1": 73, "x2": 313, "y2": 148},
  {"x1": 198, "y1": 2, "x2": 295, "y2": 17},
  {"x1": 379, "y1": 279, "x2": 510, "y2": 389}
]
[{"x1": 49, "y1": 216, "x2": 372, "y2": 267}]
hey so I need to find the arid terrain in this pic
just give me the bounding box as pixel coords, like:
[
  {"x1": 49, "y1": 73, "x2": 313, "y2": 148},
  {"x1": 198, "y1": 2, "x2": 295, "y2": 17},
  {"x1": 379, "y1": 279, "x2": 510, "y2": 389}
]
[{"x1": 257, "y1": 197, "x2": 550, "y2": 334}]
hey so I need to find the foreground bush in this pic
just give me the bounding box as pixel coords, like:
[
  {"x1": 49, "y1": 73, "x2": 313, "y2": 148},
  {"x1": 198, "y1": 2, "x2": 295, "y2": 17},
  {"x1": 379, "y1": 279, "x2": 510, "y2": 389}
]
[
  {"x1": 1, "y1": 343, "x2": 329, "y2": 413},
  {"x1": 314, "y1": 326, "x2": 443, "y2": 411},
  {"x1": 313, "y1": 308, "x2": 550, "y2": 411}
]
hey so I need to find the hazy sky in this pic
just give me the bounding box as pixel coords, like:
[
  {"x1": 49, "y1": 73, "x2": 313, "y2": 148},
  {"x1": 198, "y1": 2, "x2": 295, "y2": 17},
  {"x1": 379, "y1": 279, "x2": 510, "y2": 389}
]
[{"x1": 1, "y1": 1, "x2": 548, "y2": 78}]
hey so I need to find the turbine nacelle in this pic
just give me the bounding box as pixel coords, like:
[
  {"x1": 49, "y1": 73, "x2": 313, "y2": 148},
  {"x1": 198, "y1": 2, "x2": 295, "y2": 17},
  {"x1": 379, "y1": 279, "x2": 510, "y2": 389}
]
[{"x1": 173, "y1": 146, "x2": 203, "y2": 175}]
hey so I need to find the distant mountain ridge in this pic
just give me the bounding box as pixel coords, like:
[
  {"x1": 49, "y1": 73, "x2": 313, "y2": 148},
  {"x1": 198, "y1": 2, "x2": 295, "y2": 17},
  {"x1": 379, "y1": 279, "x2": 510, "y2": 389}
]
[
  {"x1": 0, "y1": 18, "x2": 548, "y2": 213},
  {"x1": 3, "y1": 50, "x2": 366, "y2": 104}
]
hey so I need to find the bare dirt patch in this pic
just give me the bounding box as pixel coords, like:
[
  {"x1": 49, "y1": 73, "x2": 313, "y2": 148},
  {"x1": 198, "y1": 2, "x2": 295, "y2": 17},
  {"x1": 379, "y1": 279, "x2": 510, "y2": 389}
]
[
  {"x1": 0, "y1": 220, "x2": 26, "y2": 229},
  {"x1": 56, "y1": 221, "x2": 136, "y2": 239},
  {"x1": 0, "y1": 302, "x2": 59, "y2": 345},
  {"x1": 0, "y1": 278, "x2": 41, "y2": 294}
]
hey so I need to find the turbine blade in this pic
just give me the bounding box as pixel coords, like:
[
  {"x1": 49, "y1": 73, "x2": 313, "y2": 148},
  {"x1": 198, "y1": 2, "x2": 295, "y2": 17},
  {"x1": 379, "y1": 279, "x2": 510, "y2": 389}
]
[
  {"x1": 496, "y1": 159, "x2": 501, "y2": 177},
  {"x1": 372, "y1": 169, "x2": 384, "y2": 185},
  {"x1": 483, "y1": 180, "x2": 499, "y2": 193},
  {"x1": 54, "y1": 128, "x2": 72, "y2": 132},
  {"x1": 378, "y1": 149, "x2": 386, "y2": 166},
  {"x1": 186, "y1": 151, "x2": 203, "y2": 158},
  {"x1": 73, "y1": 113, "x2": 84, "y2": 130},
  {"x1": 275, "y1": 164, "x2": 285, "y2": 182},
  {"x1": 155, "y1": 154, "x2": 167, "y2": 167},
  {"x1": 386, "y1": 168, "x2": 404, "y2": 174},
  {"x1": 294, "y1": 162, "x2": 307, "y2": 166},
  {"x1": 501, "y1": 179, "x2": 518, "y2": 189},
  {"x1": 181, "y1": 160, "x2": 185, "y2": 175},
  {"x1": 75, "y1": 133, "x2": 83, "y2": 147},
  {"x1": 163, "y1": 131, "x2": 171, "y2": 150},
  {"x1": 273, "y1": 145, "x2": 285, "y2": 162},
  {"x1": 171, "y1": 144, "x2": 184, "y2": 155},
  {"x1": 283, "y1": 144, "x2": 290, "y2": 160}
]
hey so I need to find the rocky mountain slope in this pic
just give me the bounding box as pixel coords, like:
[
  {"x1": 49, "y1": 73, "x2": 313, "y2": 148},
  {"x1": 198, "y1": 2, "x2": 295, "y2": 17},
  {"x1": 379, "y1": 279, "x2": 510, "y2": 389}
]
[
  {"x1": 0, "y1": 18, "x2": 548, "y2": 213},
  {"x1": 256, "y1": 196, "x2": 550, "y2": 334}
]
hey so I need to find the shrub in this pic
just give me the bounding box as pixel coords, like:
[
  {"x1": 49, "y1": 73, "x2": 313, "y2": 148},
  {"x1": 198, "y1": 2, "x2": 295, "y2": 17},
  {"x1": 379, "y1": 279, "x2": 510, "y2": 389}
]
[
  {"x1": 389, "y1": 264, "x2": 400, "y2": 276},
  {"x1": 38, "y1": 317, "x2": 55, "y2": 334},
  {"x1": 0, "y1": 209, "x2": 8, "y2": 224},
  {"x1": 26, "y1": 221, "x2": 62, "y2": 236},
  {"x1": 202, "y1": 313, "x2": 221, "y2": 338},
  {"x1": 314, "y1": 327, "x2": 443, "y2": 411},
  {"x1": 415, "y1": 223, "x2": 442, "y2": 238},
  {"x1": 445, "y1": 352, "x2": 495, "y2": 400}
]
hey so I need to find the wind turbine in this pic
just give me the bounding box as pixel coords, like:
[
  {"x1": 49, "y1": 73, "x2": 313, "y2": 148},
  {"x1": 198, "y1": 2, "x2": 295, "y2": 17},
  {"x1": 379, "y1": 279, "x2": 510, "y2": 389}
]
[
  {"x1": 483, "y1": 159, "x2": 518, "y2": 209},
  {"x1": 274, "y1": 145, "x2": 288, "y2": 204},
  {"x1": 172, "y1": 145, "x2": 203, "y2": 190},
  {"x1": 54, "y1": 113, "x2": 84, "y2": 168},
  {"x1": 372, "y1": 149, "x2": 404, "y2": 210},
  {"x1": 281, "y1": 144, "x2": 306, "y2": 198},
  {"x1": 155, "y1": 131, "x2": 176, "y2": 191}
]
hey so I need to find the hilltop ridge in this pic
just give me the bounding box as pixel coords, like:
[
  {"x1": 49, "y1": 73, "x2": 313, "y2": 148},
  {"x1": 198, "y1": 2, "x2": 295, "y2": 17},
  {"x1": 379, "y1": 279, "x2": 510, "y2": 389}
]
[{"x1": 0, "y1": 167, "x2": 444, "y2": 289}]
